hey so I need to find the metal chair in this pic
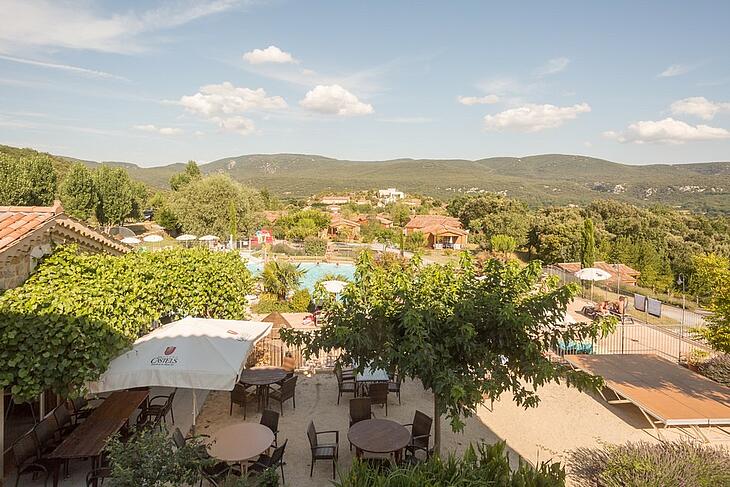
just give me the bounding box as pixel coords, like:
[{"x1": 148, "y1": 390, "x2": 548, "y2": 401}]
[
  {"x1": 10, "y1": 432, "x2": 53, "y2": 487},
  {"x1": 249, "y1": 439, "x2": 288, "y2": 484},
  {"x1": 230, "y1": 383, "x2": 255, "y2": 419},
  {"x1": 144, "y1": 389, "x2": 177, "y2": 425},
  {"x1": 34, "y1": 414, "x2": 60, "y2": 455},
  {"x1": 388, "y1": 374, "x2": 402, "y2": 405},
  {"x1": 367, "y1": 382, "x2": 389, "y2": 416},
  {"x1": 171, "y1": 428, "x2": 229, "y2": 486},
  {"x1": 307, "y1": 421, "x2": 338, "y2": 479},
  {"x1": 268, "y1": 375, "x2": 297, "y2": 415},
  {"x1": 69, "y1": 396, "x2": 95, "y2": 424},
  {"x1": 52, "y1": 403, "x2": 77, "y2": 438},
  {"x1": 349, "y1": 398, "x2": 373, "y2": 426},
  {"x1": 335, "y1": 368, "x2": 356, "y2": 404},
  {"x1": 404, "y1": 410, "x2": 432, "y2": 459},
  {"x1": 260, "y1": 409, "x2": 280, "y2": 447}
]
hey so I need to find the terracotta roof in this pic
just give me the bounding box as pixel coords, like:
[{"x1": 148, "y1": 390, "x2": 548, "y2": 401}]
[
  {"x1": 556, "y1": 261, "x2": 640, "y2": 284},
  {"x1": 330, "y1": 214, "x2": 360, "y2": 228},
  {"x1": 405, "y1": 215, "x2": 463, "y2": 230},
  {"x1": 0, "y1": 202, "x2": 62, "y2": 252},
  {"x1": 419, "y1": 223, "x2": 468, "y2": 237},
  {"x1": 0, "y1": 201, "x2": 129, "y2": 256}
]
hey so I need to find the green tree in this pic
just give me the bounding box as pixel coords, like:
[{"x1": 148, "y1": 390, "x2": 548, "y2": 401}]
[
  {"x1": 94, "y1": 165, "x2": 134, "y2": 227},
  {"x1": 228, "y1": 200, "x2": 238, "y2": 240},
  {"x1": 580, "y1": 218, "x2": 596, "y2": 268},
  {"x1": 169, "y1": 160, "x2": 201, "y2": 191},
  {"x1": 528, "y1": 207, "x2": 583, "y2": 263},
  {"x1": 490, "y1": 234, "x2": 517, "y2": 261},
  {"x1": 389, "y1": 203, "x2": 411, "y2": 227},
  {"x1": 261, "y1": 261, "x2": 305, "y2": 301},
  {"x1": 691, "y1": 255, "x2": 730, "y2": 353},
  {"x1": 449, "y1": 194, "x2": 531, "y2": 248},
  {"x1": 404, "y1": 231, "x2": 426, "y2": 251},
  {"x1": 170, "y1": 174, "x2": 262, "y2": 238},
  {"x1": 0, "y1": 152, "x2": 57, "y2": 206},
  {"x1": 274, "y1": 210, "x2": 330, "y2": 241},
  {"x1": 376, "y1": 227, "x2": 397, "y2": 252},
  {"x1": 58, "y1": 163, "x2": 97, "y2": 220},
  {"x1": 281, "y1": 253, "x2": 611, "y2": 454}
]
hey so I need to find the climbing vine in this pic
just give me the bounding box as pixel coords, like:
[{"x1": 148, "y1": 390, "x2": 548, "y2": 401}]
[{"x1": 0, "y1": 246, "x2": 254, "y2": 400}]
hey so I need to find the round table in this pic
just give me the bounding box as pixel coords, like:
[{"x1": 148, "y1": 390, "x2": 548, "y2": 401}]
[
  {"x1": 208, "y1": 423, "x2": 274, "y2": 471},
  {"x1": 348, "y1": 419, "x2": 410, "y2": 462},
  {"x1": 239, "y1": 367, "x2": 288, "y2": 410}
]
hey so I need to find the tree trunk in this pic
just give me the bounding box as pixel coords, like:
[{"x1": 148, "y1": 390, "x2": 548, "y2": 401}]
[{"x1": 433, "y1": 393, "x2": 441, "y2": 457}]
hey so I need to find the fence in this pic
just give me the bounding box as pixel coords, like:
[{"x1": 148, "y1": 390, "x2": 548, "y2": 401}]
[{"x1": 252, "y1": 336, "x2": 342, "y2": 371}]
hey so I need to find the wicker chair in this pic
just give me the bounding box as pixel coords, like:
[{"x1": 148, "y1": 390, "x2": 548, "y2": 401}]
[
  {"x1": 34, "y1": 414, "x2": 61, "y2": 455},
  {"x1": 143, "y1": 389, "x2": 177, "y2": 425},
  {"x1": 404, "y1": 410, "x2": 432, "y2": 459},
  {"x1": 335, "y1": 368, "x2": 356, "y2": 404},
  {"x1": 52, "y1": 403, "x2": 77, "y2": 438},
  {"x1": 307, "y1": 421, "x2": 338, "y2": 479},
  {"x1": 268, "y1": 376, "x2": 297, "y2": 415},
  {"x1": 11, "y1": 432, "x2": 53, "y2": 487},
  {"x1": 68, "y1": 396, "x2": 95, "y2": 424},
  {"x1": 260, "y1": 409, "x2": 280, "y2": 447},
  {"x1": 367, "y1": 382, "x2": 389, "y2": 416},
  {"x1": 171, "y1": 428, "x2": 230, "y2": 485},
  {"x1": 230, "y1": 383, "x2": 255, "y2": 419},
  {"x1": 388, "y1": 374, "x2": 402, "y2": 405},
  {"x1": 249, "y1": 439, "x2": 288, "y2": 484}
]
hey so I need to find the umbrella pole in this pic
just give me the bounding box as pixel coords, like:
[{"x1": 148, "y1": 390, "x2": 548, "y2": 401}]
[{"x1": 191, "y1": 390, "x2": 197, "y2": 434}]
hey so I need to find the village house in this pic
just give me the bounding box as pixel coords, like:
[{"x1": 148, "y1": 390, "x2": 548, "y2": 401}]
[
  {"x1": 0, "y1": 201, "x2": 129, "y2": 290},
  {"x1": 328, "y1": 214, "x2": 361, "y2": 240},
  {"x1": 377, "y1": 188, "x2": 405, "y2": 206},
  {"x1": 320, "y1": 195, "x2": 351, "y2": 205},
  {"x1": 403, "y1": 215, "x2": 468, "y2": 250}
]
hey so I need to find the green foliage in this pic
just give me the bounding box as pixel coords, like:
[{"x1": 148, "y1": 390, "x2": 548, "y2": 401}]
[
  {"x1": 388, "y1": 202, "x2": 411, "y2": 227},
  {"x1": 568, "y1": 440, "x2": 730, "y2": 487},
  {"x1": 304, "y1": 236, "x2": 327, "y2": 256},
  {"x1": 169, "y1": 160, "x2": 201, "y2": 191},
  {"x1": 59, "y1": 163, "x2": 97, "y2": 220},
  {"x1": 0, "y1": 246, "x2": 254, "y2": 401},
  {"x1": 528, "y1": 207, "x2": 583, "y2": 264},
  {"x1": 106, "y1": 428, "x2": 208, "y2": 487},
  {"x1": 335, "y1": 441, "x2": 565, "y2": 487},
  {"x1": 580, "y1": 218, "x2": 596, "y2": 268},
  {"x1": 251, "y1": 293, "x2": 293, "y2": 314},
  {"x1": 404, "y1": 231, "x2": 426, "y2": 252},
  {"x1": 275, "y1": 209, "x2": 330, "y2": 241},
  {"x1": 0, "y1": 151, "x2": 57, "y2": 206},
  {"x1": 691, "y1": 256, "x2": 730, "y2": 353},
  {"x1": 157, "y1": 206, "x2": 181, "y2": 232},
  {"x1": 271, "y1": 242, "x2": 304, "y2": 256},
  {"x1": 290, "y1": 289, "x2": 312, "y2": 312},
  {"x1": 261, "y1": 260, "x2": 304, "y2": 301},
  {"x1": 490, "y1": 234, "x2": 517, "y2": 260},
  {"x1": 259, "y1": 187, "x2": 282, "y2": 211},
  {"x1": 220, "y1": 468, "x2": 279, "y2": 486},
  {"x1": 375, "y1": 228, "x2": 397, "y2": 250},
  {"x1": 281, "y1": 253, "x2": 611, "y2": 452},
  {"x1": 449, "y1": 194, "x2": 531, "y2": 248},
  {"x1": 169, "y1": 174, "x2": 262, "y2": 238},
  {"x1": 697, "y1": 354, "x2": 730, "y2": 386},
  {"x1": 229, "y1": 200, "x2": 238, "y2": 240},
  {"x1": 94, "y1": 165, "x2": 134, "y2": 226}
]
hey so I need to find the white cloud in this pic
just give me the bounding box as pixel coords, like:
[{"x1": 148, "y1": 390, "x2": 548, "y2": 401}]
[
  {"x1": 377, "y1": 117, "x2": 433, "y2": 124},
  {"x1": 604, "y1": 117, "x2": 730, "y2": 144},
  {"x1": 133, "y1": 124, "x2": 183, "y2": 135},
  {"x1": 0, "y1": 54, "x2": 125, "y2": 80},
  {"x1": 299, "y1": 85, "x2": 373, "y2": 116},
  {"x1": 457, "y1": 95, "x2": 499, "y2": 106},
  {"x1": 535, "y1": 57, "x2": 570, "y2": 77},
  {"x1": 243, "y1": 46, "x2": 296, "y2": 64},
  {"x1": 0, "y1": 0, "x2": 239, "y2": 54},
  {"x1": 658, "y1": 64, "x2": 694, "y2": 78},
  {"x1": 670, "y1": 96, "x2": 730, "y2": 120},
  {"x1": 178, "y1": 81, "x2": 285, "y2": 135},
  {"x1": 483, "y1": 103, "x2": 591, "y2": 132}
]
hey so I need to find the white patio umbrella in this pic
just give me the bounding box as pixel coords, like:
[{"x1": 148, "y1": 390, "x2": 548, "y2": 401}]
[
  {"x1": 321, "y1": 279, "x2": 348, "y2": 294},
  {"x1": 574, "y1": 267, "x2": 611, "y2": 301},
  {"x1": 87, "y1": 317, "x2": 272, "y2": 429},
  {"x1": 142, "y1": 234, "x2": 164, "y2": 243},
  {"x1": 175, "y1": 234, "x2": 198, "y2": 241},
  {"x1": 120, "y1": 237, "x2": 141, "y2": 245},
  {"x1": 199, "y1": 235, "x2": 219, "y2": 241}
]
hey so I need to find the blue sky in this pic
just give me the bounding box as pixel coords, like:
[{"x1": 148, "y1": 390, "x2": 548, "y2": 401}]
[{"x1": 1, "y1": 0, "x2": 729, "y2": 167}]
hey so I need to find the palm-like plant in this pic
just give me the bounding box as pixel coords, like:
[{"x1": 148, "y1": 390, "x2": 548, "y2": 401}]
[{"x1": 261, "y1": 261, "x2": 305, "y2": 301}]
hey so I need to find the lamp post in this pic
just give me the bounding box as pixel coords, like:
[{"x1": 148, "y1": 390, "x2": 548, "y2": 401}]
[{"x1": 677, "y1": 273, "x2": 686, "y2": 363}]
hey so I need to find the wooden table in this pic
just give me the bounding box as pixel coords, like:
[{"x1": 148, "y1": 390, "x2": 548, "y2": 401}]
[
  {"x1": 48, "y1": 390, "x2": 149, "y2": 487},
  {"x1": 207, "y1": 423, "x2": 274, "y2": 472},
  {"x1": 348, "y1": 419, "x2": 410, "y2": 463},
  {"x1": 239, "y1": 367, "x2": 288, "y2": 409}
]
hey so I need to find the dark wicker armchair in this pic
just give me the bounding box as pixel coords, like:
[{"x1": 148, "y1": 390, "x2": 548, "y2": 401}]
[
  {"x1": 307, "y1": 421, "x2": 338, "y2": 479},
  {"x1": 404, "y1": 410, "x2": 432, "y2": 459}
]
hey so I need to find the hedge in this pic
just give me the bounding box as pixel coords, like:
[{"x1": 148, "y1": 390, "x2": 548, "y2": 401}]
[{"x1": 0, "y1": 246, "x2": 254, "y2": 400}]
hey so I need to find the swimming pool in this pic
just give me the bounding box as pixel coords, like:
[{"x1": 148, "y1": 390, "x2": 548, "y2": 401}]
[{"x1": 245, "y1": 261, "x2": 356, "y2": 292}]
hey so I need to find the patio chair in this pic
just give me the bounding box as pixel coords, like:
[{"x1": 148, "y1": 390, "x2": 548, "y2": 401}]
[
  {"x1": 135, "y1": 405, "x2": 165, "y2": 431},
  {"x1": 388, "y1": 373, "x2": 402, "y2": 405},
  {"x1": 335, "y1": 367, "x2": 356, "y2": 404},
  {"x1": 249, "y1": 439, "x2": 288, "y2": 484},
  {"x1": 404, "y1": 410, "x2": 432, "y2": 459},
  {"x1": 34, "y1": 414, "x2": 61, "y2": 455},
  {"x1": 307, "y1": 421, "x2": 338, "y2": 479},
  {"x1": 10, "y1": 432, "x2": 53, "y2": 487},
  {"x1": 68, "y1": 396, "x2": 95, "y2": 424},
  {"x1": 230, "y1": 383, "x2": 255, "y2": 419},
  {"x1": 367, "y1": 382, "x2": 389, "y2": 416},
  {"x1": 52, "y1": 403, "x2": 77, "y2": 438},
  {"x1": 334, "y1": 363, "x2": 355, "y2": 381},
  {"x1": 171, "y1": 428, "x2": 230, "y2": 486},
  {"x1": 349, "y1": 398, "x2": 373, "y2": 426},
  {"x1": 268, "y1": 375, "x2": 297, "y2": 415},
  {"x1": 144, "y1": 389, "x2": 177, "y2": 425},
  {"x1": 260, "y1": 409, "x2": 280, "y2": 447},
  {"x1": 85, "y1": 467, "x2": 112, "y2": 487}
]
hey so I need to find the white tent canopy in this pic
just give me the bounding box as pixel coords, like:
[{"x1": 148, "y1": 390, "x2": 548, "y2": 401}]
[
  {"x1": 321, "y1": 279, "x2": 348, "y2": 294},
  {"x1": 88, "y1": 317, "x2": 272, "y2": 393},
  {"x1": 574, "y1": 267, "x2": 611, "y2": 281}
]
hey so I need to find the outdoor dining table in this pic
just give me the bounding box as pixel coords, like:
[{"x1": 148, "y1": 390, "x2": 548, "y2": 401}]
[
  {"x1": 239, "y1": 367, "x2": 288, "y2": 410},
  {"x1": 47, "y1": 390, "x2": 149, "y2": 487},
  {"x1": 207, "y1": 422, "x2": 274, "y2": 473},
  {"x1": 354, "y1": 366, "x2": 389, "y2": 396},
  {"x1": 348, "y1": 418, "x2": 411, "y2": 463}
]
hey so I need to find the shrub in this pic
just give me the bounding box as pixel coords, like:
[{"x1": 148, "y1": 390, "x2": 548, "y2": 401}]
[
  {"x1": 404, "y1": 231, "x2": 426, "y2": 252},
  {"x1": 698, "y1": 354, "x2": 730, "y2": 386},
  {"x1": 271, "y1": 242, "x2": 303, "y2": 256},
  {"x1": 252, "y1": 293, "x2": 292, "y2": 314},
  {"x1": 290, "y1": 289, "x2": 312, "y2": 312},
  {"x1": 304, "y1": 236, "x2": 327, "y2": 256},
  {"x1": 568, "y1": 440, "x2": 730, "y2": 487},
  {"x1": 334, "y1": 441, "x2": 565, "y2": 487}
]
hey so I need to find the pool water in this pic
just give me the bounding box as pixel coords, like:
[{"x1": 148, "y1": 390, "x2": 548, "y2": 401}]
[{"x1": 245, "y1": 261, "x2": 356, "y2": 292}]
